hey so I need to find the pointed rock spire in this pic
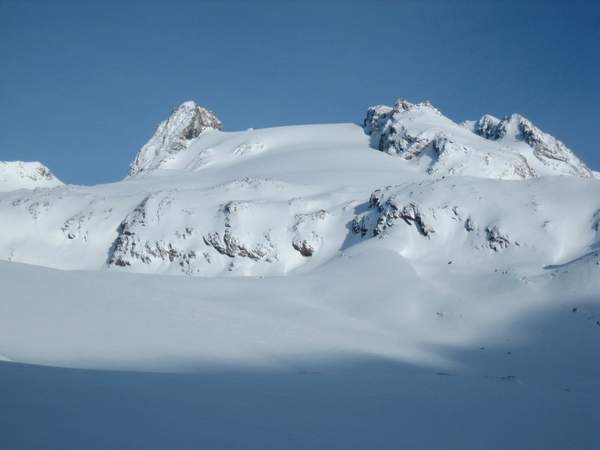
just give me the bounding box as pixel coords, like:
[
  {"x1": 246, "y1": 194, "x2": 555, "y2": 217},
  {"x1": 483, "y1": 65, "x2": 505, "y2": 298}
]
[{"x1": 129, "y1": 101, "x2": 222, "y2": 176}]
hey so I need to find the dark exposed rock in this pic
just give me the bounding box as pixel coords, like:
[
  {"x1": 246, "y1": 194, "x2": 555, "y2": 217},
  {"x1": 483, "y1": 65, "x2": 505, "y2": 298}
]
[
  {"x1": 465, "y1": 217, "x2": 475, "y2": 232},
  {"x1": 292, "y1": 239, "x2": 315, "y2": 257},
  {"x1": 486, "y1": 226, "x2": 510, "y2": 251},
  {"x1": 363, "y1": 99, "x2": 439, "y2": 158},
  {"x1": 203, "y1": 229, "x2": 277, "y2": 262},
  {"x1": 353, "y1": 187, "x2": 435, "y2": 238},
  {"x1": 375, "y1": 200, "x2": 434, "y2": 237}
]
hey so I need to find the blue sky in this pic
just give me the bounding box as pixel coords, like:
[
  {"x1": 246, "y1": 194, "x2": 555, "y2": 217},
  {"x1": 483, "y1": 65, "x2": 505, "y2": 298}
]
[{"x1": 1, "y1": 0, "x2": 599, "y2": 184}]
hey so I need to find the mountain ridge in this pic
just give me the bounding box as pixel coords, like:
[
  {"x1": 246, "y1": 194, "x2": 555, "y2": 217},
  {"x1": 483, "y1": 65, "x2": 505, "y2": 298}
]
[{"x1": 0, "y1": 98, "x2": 598, "y2": 278}]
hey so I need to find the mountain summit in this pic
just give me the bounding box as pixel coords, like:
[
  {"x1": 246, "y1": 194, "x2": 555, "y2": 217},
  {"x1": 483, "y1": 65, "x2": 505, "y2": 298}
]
[
  {"x1": 128, "y1": 101, "x2": 222, "y2": 176},
  {"x1": 470, "y1": 112, "x2": 591, "y2": 177},
  {"x1": 364, "y1": 98, "x2": 592, "y2": 179},
  {"x1": 125, "y1": 98, "x2": 594, "y2": 182}
]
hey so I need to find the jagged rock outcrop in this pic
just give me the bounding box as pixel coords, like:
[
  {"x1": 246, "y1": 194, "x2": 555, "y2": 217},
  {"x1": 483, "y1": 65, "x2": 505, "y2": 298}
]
[
  {"x1": 363, "y1": 98, "x2": 593, "y2": 179},
  {"x1": 472, "y1": 113, "x2": 592, "y2": 178},
  {"x1": 375, "y1": 200, "x2": 434, "y2": 237},
  {"x1": 107, "y1": 194, "x2": 198, "y2": 273},
  {"x1": 1, "y1": 97, "x2": 598, "y2": 278},
  {"x1": 292, "y1": 238, "x2": 316, "y2": 257},
  {"x1": 473, "y1": 114, "x2": 503, "y2": 140},
  {"x1": 203, "y1": 230, "x2": 277, "y2": 261},
  {"x1": 352, "y1": 188, "x2": 436, "y2": 238},
  {"x1": 486, "y1": 226, "x2": 510, "y2": 251},
  {"x1": 202, "y1": 201, "x2": 279, "y2": 263},
  {"x1": 350, "y1": 183, "x2": 526, "y2": 258},
  {"x1": 129, "y1": 101, "x2": 222, "y2": 176},
  {"x1": 364, "y1": 99, "x2": 440, "y2": 158}
]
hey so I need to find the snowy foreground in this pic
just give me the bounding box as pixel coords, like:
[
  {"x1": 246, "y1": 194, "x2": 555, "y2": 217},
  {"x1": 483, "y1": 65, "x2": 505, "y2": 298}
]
[{"x1": 2, "y1": 99, "x2": 600, "y2": 449}]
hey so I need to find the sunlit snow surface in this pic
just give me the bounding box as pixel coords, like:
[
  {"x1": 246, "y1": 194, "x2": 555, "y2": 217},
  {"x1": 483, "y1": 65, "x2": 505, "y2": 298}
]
[{"x1": 2, "y1": 106, "x2": 600, "y2": 448}]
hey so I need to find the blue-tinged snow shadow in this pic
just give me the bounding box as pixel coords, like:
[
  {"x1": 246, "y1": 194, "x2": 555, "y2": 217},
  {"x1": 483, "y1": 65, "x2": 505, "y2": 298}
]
[{"x1": 3, "y1": 300, "x2": 600, "y2": 450}]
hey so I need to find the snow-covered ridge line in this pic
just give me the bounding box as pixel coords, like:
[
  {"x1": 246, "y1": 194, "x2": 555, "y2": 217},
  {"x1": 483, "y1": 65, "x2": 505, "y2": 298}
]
[{"x1": 0, "y1": 98, "x2": 598, "y2": 277}]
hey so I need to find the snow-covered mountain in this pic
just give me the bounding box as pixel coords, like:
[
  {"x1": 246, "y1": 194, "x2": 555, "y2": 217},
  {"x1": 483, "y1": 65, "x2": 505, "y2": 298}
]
[
  {"x1": 0, "y1": 160, "x2": 63, "y2": 192},
  {"x1": 0, "y1": 98, "x2": 597, "y2": 276},
  {"x1": 128, "y1": 100, "x2": 223, "y2": 176},
  {"x1": 364, "y1": 99, "x2": 592, "y2": 179}
]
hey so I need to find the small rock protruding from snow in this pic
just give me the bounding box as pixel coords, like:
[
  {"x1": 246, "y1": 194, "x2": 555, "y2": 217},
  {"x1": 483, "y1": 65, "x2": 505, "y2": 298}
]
[
  {"x1": 129, "y1": 101, "x2": 223, "y2": 176},
  {"x1": 0, "y1": 161, "x2": 63, "y2": 192},
  {"x1": 486, "y1": 226, "x2": 510, "y2": 251},
  {"x1": 292, "y1": 238, "x2": 316, "y2": 257}
]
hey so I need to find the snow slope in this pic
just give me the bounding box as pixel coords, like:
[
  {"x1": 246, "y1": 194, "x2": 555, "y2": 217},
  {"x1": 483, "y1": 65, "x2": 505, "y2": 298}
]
[
  {"x1": 1, "y1": 243, "x2": 599, "y2": 449},
  {"x1": 1, "y1": 99, "x2": 600, "y2": 449}
]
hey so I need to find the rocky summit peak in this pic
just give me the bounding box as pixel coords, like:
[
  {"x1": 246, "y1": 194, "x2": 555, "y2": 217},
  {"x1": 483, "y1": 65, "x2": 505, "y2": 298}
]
[
  {"x1": 364, "y1": 98, "x2": 593, "y2": 179},
  {"x1": 472, "y1": 112, "x2": 592, "y2": 178},
  {"x1": 128, "y1": 101, "x2": 223, "y2": 176},
  {"x1": 363, "y1": 98, "x2": 439, "y2": 142},
  {"x1": 473, "y1": 114, "x2": 502, "y2": 140},
  {"x1": 393, "y1": 98, "x2": 438, "y2": 113}
]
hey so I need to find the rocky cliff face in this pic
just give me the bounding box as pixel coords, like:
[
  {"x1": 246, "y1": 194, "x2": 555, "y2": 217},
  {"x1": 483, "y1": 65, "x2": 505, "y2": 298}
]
[{"x1": 128, "y1": 101, "x2": 223, "y2": 176}]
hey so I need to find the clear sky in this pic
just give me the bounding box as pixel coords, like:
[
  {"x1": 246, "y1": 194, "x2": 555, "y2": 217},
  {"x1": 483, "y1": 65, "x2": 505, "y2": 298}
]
[{"x1": 1, "y1": 0, "x2": 599, "y2": 184}]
